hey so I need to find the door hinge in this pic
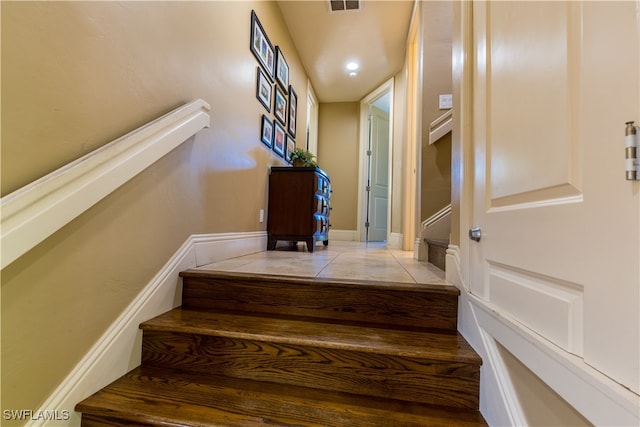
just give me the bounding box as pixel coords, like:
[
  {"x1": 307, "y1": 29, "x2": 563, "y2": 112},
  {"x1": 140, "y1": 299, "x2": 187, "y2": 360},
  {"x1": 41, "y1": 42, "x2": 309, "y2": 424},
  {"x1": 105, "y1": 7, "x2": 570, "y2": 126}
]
[
  {"x1": 625, "y1": 121, "x2": 639, "y2": 180},
  {"x1": 365, "y1": 221, "x2": 370, "y2": 228},
  {"x1": 367, "y1": 150, "x2": 372, "y2": 156},
  {"x1": 365, "y1": 185, "x2": 371, "y2": 192}
]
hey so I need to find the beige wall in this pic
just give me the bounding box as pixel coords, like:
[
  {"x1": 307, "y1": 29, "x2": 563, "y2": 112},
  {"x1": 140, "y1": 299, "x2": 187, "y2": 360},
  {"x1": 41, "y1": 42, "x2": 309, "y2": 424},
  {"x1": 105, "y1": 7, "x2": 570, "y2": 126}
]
[
  {"x1": 317, "y1": 102, "x2": 360, "y2": 231},
  {"x1": 1, "y1": 0, "x2": 308, "y2": 416},
  {"x1": 420, "y1": 1, "x2": 453, "y2": 221}
]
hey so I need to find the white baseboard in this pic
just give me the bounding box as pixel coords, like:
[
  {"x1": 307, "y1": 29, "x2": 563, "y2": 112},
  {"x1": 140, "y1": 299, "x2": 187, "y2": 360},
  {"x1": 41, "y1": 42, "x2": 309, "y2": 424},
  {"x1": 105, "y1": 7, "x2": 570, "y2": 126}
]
[
  {"x1": 192, "y1": 231, "x2": 267, "y2": 266},
  {"x1": 387, "y1": 232, "x2": 403, "y2": 249},
  {"x1": 329, "y1": 229, "x2": 358, "y2": 241},
  {"x1": 30, "y1": 231, "x2": 267, "y2": 427},
  {"x1": 446, "y1": 246, "x2": 640, "y2": 427}
]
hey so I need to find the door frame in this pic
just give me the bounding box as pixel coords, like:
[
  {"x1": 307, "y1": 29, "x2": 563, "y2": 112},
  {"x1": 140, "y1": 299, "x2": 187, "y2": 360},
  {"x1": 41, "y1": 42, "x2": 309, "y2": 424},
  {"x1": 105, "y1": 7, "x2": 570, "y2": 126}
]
[
  {"x1": 306, "y1": 81, "x2": 319, "y2": 156},
  {"x1": 357, "y1": 78, "x2": 394, "y2": 242}
]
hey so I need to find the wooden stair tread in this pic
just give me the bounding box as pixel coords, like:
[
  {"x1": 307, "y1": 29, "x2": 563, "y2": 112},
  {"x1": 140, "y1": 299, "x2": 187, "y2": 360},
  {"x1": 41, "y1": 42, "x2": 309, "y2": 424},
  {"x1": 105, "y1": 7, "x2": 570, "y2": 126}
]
[
  {"x1": 180, "y1": 269, "x2": 460, "y2": 295},
  {"x1": 142, "y1": 308, "x2": 481, "y2": 365},
  {"x1": 76, "y1": 366, "x2": 487, "y2": 427}
]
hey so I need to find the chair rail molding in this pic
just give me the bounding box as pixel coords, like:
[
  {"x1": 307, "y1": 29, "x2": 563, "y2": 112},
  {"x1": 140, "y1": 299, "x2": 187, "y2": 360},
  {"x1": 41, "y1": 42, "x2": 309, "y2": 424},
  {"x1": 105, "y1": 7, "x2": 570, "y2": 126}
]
[{"x1": 0, "y1": 99, "x2": 211, "y2": 270}]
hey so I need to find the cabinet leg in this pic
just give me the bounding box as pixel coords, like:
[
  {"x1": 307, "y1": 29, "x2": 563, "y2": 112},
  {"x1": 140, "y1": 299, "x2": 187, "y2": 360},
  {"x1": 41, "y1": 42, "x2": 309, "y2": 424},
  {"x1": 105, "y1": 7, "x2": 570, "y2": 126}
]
[
  {"x1": 323, "y1": 240, "x2": 329, "y2": 247},
  {"x1": 305, "y1": 239, "x2": 315, "y2": 253},
  {"x1": 267, "y1": 237, "x2": 277, "y2": 250}
]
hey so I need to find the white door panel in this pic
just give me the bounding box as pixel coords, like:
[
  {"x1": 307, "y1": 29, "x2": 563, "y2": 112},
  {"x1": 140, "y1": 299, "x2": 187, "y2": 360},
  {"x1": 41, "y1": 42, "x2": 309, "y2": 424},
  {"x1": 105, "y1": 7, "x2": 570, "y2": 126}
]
[
  {"x1": 471, "y1": 1, "x2": 639, "y2": 392},
  {"x1": 369, "y1": 106, "x2": 390, "y2": 241}
]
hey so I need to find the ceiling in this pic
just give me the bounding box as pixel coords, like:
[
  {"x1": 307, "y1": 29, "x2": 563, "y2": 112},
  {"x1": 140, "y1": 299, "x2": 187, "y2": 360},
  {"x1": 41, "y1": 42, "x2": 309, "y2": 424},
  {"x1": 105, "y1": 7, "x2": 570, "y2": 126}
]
[{"x1": 277, "y1": 0, "x2": 415, "y2": 103}]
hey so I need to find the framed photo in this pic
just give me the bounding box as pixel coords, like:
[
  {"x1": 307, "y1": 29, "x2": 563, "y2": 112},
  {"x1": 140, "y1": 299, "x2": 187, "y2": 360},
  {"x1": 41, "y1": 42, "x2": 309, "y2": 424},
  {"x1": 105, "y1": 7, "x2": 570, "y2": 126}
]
[
  {"x1": 288, "y1": 85, "x2": 297, "y2": 137},
  {"x1": 274, "y1": 85, "x2": 287, "y2": 126},
  {"x1": 273, "y1": 121, "x2": 286, "y2": 158},
  {"x1": 261, "y1": 115, "x2": 273, "y2": 148},
  {"x1": 285, "y1": 135, "x2": 295, "y2": 164},
  {"x1": 275, "y1": 46, "x2": 289, "y2": 89},
  {"x1": 250, "y1": 10, "x2": 275, "y2": 79},
  {"x1": 256, "y1": 67, "x2": 272, "y2": 112}
]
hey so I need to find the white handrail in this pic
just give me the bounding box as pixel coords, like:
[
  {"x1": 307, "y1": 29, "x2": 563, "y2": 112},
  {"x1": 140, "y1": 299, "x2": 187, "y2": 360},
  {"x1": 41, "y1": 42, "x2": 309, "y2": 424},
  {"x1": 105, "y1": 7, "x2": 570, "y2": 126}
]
[
  {"x1": 421, "y1": 203, "x2": 452, "y2": 231},
  {"x1": 1, "y1": 99, "x2": 211, "y2": 270},
  {"x1": 428, "y1": 109, "x2": 452, "y2": 145}
]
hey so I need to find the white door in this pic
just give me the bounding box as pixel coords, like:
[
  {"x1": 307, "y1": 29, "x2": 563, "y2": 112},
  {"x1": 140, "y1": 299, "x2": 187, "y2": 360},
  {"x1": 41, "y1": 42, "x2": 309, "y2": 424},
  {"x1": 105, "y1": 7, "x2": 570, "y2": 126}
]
[
  {"x1": 368, "y1": 106, "x2": 390, "y2": 242},
  {"x1": 470, "y1": 1, "x2": 639, "y2": 393}
]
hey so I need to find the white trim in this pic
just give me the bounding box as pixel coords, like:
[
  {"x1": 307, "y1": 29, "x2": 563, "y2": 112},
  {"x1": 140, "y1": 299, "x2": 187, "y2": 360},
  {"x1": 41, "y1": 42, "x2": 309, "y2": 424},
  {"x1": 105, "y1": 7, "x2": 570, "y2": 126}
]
[
  {"x1": 328, "y1": 229, "x2": 358, "y2": 241},
  {"x1": 0, "y1": 99, "x2": 211, "y2": 270},
  {"x1": 192, "y1": 232, "x2": 267, "y2": 266},
  {"x1": 446, "y1": 245, "x2": 640, "y2": 427},
  {"x1": 387, "y1": 232, "x2": 403, "y2": 249},
  {"x1": 428, "y1": 109, "x2": 452, "y2": 145},
  {"x1": 29, "y1": 231, "x2": 266, "y2": 427},
  {"x1": 421, "y1": 203, "x2": 452, "y2": 230},
  {"x1": 306, "y1": 81, "x2": 319, "y2": 156}
]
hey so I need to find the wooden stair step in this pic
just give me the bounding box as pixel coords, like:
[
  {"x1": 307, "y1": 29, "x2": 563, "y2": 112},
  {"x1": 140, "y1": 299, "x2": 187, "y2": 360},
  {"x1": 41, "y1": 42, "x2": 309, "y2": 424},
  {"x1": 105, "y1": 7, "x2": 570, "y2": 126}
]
[
  {"x1": 76, "y1": 366, "x2": 488, "y2": 427},
  {"x1": 180, "y1": 270, "x2": 460, "y2": 332},
  {"x1": 141, "y1": 309, "x2": 481, "y2": 409}
]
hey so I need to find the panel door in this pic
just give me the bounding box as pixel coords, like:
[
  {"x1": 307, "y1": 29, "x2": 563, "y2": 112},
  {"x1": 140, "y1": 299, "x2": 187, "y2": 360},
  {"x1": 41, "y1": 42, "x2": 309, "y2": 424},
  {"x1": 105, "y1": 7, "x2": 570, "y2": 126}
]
[
  {"x1": 369, "y1": 106, "x2": 390, "y2": 241},
  {"x1": 470, "y1": 1, "x2": 639, "y2": 392}
]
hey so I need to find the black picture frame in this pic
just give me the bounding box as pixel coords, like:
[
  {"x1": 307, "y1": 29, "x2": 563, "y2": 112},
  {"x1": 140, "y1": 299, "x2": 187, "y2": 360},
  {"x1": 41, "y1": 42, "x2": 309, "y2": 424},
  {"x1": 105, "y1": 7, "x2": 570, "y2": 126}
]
[
  {"x1": 273, "y1": 121, "x2": 286, "y2": 158},
  {"x1": 274, "y1": 85, "x2": 287, "y2": 126},
  {"x1": 285, "y1": 135, "x2": 295, "y2": 164},
  {"x1": 256, "y1": 67, "x2": 272, "y2": 112},
  {"x1": 261, "y1": 115, "x2": 273, "y2": 148},
  {"x1": 275, "y1": 46, "x2": 289, "y2": 89},
  {"x1": 288, "y1": 85, "x2": 297, "y2": 137},
  {"x1": 250, "y1": 10, "x2": 275, "y2": 79}
]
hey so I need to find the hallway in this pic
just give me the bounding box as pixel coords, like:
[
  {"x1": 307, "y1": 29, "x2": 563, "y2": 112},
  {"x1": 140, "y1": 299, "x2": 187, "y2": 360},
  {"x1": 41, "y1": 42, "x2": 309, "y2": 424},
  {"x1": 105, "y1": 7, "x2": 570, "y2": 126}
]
[{"x1": 196, "y1": 241, "x2": 446, "y2": 286}]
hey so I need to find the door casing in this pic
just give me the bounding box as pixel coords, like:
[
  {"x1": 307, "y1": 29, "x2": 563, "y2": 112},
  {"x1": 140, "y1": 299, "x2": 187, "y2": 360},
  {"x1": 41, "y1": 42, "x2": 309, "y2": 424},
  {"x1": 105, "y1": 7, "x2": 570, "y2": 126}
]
[{"x1": 357, "y1": 78, "x2": 394, "y2": 242}]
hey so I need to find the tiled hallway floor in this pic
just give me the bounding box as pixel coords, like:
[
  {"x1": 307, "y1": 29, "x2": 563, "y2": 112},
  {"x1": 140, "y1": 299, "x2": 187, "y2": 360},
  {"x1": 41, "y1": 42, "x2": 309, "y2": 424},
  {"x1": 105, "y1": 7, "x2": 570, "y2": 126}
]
[{"x1": 196, "y1": 241, "x2": 447, "y2": 286}]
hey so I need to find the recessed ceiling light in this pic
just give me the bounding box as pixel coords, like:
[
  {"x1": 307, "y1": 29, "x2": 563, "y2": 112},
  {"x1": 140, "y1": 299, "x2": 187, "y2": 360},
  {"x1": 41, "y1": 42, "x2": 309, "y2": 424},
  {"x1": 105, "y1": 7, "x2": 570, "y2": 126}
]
[{"x1": 346, "y1": 62, "x2": 359, "y2": 71}]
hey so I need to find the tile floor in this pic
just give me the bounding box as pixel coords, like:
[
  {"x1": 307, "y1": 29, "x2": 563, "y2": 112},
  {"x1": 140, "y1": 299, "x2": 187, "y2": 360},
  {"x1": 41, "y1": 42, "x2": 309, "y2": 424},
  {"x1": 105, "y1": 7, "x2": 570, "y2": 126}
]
[{"x1": 196, "y1": 241, "x2": 447, "y2": 286}]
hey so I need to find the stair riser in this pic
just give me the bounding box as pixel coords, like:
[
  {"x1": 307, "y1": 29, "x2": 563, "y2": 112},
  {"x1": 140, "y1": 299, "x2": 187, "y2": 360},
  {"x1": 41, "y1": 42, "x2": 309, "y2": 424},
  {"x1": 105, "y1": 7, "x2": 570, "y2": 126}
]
[
  {"x1": 428, "y1": 245, "x2": 447, "y2": 271},
  {"x1": 181, "y1": 276, "x2": 459, "y2": 332},
  {"x1": 142, "y1": 330, "x2": 480, "y2": 409}
]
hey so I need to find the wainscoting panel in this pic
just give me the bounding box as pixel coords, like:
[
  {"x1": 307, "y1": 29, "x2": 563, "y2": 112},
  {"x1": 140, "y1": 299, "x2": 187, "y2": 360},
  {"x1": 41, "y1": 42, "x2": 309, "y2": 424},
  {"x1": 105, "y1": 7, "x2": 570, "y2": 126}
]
[{"x1": 487, "y1": 262, "x2": 583, "y2": 356}]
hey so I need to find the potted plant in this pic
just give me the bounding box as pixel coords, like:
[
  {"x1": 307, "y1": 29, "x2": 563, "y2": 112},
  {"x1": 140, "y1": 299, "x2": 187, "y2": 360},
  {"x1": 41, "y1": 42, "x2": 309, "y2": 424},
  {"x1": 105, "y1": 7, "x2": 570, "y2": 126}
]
[{"x1": 290, "y1": 147, "x2": 317, "y2": 167}]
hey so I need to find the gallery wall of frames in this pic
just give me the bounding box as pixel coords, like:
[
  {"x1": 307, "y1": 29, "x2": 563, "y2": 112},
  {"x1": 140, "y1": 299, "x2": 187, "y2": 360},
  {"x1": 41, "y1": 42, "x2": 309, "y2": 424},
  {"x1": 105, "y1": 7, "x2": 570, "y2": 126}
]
[{"x1": 251, "y1": 9, "x2": 298, "y2": 164}]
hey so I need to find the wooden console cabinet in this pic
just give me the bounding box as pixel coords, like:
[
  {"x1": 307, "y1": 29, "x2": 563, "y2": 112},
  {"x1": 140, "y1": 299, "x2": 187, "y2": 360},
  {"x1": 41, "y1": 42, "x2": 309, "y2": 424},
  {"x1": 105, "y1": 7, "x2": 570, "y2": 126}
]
[{"x1": 267, "y1": 166, "x2": 331, "y2": 252}]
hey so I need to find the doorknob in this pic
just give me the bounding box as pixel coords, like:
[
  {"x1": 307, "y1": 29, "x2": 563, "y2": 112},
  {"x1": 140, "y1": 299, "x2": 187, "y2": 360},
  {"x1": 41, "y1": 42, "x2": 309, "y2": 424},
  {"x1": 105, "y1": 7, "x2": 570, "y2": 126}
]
[{"x1": 469, "y1": 227, "x2": 482, "y2": 242}]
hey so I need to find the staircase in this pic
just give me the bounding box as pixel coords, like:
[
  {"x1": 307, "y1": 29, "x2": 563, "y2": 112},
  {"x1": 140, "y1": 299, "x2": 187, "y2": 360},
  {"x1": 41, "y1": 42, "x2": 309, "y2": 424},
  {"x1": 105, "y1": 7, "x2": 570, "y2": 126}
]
[
  {"x1": 76, "y1": 270, "x2": 486, "y2": 426},
  {"x1": 422, "y1": 204, "x2": 452, "y2": 271}
]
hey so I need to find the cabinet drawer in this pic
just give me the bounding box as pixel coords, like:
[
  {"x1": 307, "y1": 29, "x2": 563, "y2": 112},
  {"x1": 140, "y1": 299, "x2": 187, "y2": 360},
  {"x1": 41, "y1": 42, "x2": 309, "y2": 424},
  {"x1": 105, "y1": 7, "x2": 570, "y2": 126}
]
[
  {"x1": 314, "y1": 195, "x2": 331, "y2": 216},
  {"x1": 313, "y1": 215, "x2": 330, "y2": 235},
  {"x1": 316, "y1": 175, "x2": 331, "y2": 198}
]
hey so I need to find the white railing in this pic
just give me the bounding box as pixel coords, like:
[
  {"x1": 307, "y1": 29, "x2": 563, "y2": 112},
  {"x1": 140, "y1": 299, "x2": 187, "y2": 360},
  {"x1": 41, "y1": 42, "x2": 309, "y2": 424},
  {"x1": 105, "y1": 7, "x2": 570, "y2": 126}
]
[
  {"x1": 421, "y1": 203, "x2": 452, "y2": 231},
  {"x1": 0, "y1": 99, "x2": 211, "y2": 270},
  {"x1": 421, "y1": 203, "x2": 452, "y2": 242},
  {"x1": 428, "y1": 109, "x2": 452, "y2": 145}
]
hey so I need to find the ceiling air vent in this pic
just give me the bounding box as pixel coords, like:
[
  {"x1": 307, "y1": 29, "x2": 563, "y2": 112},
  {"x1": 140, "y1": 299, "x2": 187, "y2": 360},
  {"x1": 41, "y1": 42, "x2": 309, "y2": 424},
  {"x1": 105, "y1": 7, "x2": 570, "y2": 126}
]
[{"x1": 329, "y1": 0, "x2": 360, "y2": 12}]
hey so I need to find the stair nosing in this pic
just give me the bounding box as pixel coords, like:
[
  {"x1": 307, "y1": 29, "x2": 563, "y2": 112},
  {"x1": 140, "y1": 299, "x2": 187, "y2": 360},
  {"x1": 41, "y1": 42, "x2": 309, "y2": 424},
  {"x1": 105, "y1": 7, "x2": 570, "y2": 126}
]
[{"x1": 141, "y1": 308, "x2": 481, "y2": 365}]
